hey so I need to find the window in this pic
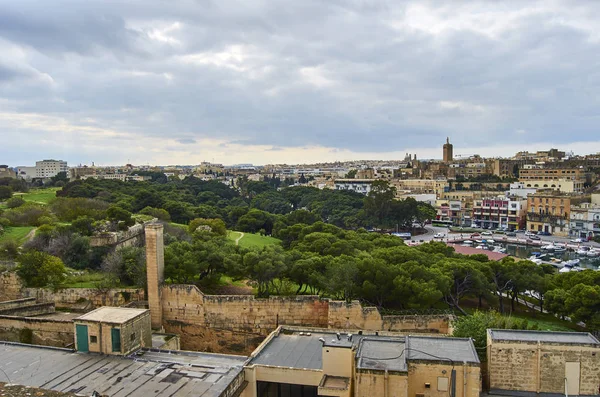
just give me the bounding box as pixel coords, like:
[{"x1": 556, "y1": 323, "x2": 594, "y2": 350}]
[{"x1": 90, "y1": 335, "x2": 97, "y2": 344}]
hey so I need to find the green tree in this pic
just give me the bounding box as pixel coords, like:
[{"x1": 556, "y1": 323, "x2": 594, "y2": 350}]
[
  {"x1": 0, "y1": 185, "x2": 13, "y2": 200},
  {"x1": 6, "y1": 196, "x2": 25, "y2": 208},
  {"x1": 16, "y1": 251, "x2": 66, "y2": 287},
  {"x1": 364, "y1": 180, "x2": 396, "y2": 227}
]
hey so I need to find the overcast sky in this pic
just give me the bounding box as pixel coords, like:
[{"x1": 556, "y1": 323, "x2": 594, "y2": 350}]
[{"x1": 2, "y1": 0, "x2": 600, "y2": 166}]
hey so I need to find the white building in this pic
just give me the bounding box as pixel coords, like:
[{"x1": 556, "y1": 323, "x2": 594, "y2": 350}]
[
  {"x1": 507, "y1": 182, "x2": 537, "y2": 198},
  {"x1": 570, "y1": 203, "x2": 600, "y2": 238},
  {"x1": 35, "y1": 159, "x2": 68, "y2": 178},
  {"x1": 334, "y1": 179, "x2": 374, "y2": 195}
]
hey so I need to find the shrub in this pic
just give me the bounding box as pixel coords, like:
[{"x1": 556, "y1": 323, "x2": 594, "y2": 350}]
[
  {"x1": 3, "y1": 202, "x2": 52, "y2": 226},
  {"x1": 6, "y1": 196, "x2": 25, "y2": 208}
]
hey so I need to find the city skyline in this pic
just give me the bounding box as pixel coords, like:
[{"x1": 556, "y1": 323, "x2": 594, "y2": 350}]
[{"x1": 3, "y1": 1, "x2": 600, "y2": 165}]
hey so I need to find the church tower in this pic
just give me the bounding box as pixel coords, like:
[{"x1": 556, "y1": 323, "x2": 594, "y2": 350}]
[{"x1": 443, "y1": 137, "x2": 453, "y2": 163}]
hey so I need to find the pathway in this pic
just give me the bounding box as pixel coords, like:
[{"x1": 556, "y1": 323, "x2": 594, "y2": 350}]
[{"x1": 234, "y1": 232, "x2": 244, "y2": 246}]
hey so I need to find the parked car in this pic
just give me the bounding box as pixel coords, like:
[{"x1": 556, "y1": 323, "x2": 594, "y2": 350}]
[
  {"x1": 433, "y1": 233, "x2": 445, "y2": 238},
  {"x1": 481, "y1": 231, "x2": 493, "y2": 236},
  {"x1": 537, "y1": 231, "x2": 552, "y2": 236},
  {"x1": 528, "y1": 235, "x2": 541, "y2": 240},
  {"x1": 506, "y1": 232, "x2": 517, "y2": 237},
  {"x1": 470, "y1": 233, "x2": 481, "y2": 239},
  {"x1": 571, "y1": 238, "x2": 585, "y2": 243}
]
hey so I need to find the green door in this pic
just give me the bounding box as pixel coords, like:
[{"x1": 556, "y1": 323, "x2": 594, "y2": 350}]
[
  {"x1": 111, "y1": 328, "x2": 121, "y2": 352},
  {"x1": 76, "y1": 324, "x2": 89, "y2": 352}
]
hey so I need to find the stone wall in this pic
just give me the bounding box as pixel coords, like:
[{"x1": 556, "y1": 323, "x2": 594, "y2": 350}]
[
  {"x1": 0, "y1": 316, "x2": 74, "y2": 347},
  {"x1": 0, "y1": 302, "x2": 55, "y2": 317},
  {"x1": 22, "y1": 287, "x2": 144, "y2": 308},
  {"x1": 0, "y1": 272, "x2": 22, "y2": 301},
  {"x1": 161, "y1": 284, "x2": 454, "y2": 352},
  {"x1": 0, "y1": 297, "x2": 36, "y2": 311},
  {"x1": 488, "y1": 339, "x2": 600, "y2": 396}
]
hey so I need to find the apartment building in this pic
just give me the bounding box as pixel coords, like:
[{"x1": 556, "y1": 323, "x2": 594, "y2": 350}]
[
  {"x1": 519, "y1": 167, "x2": 588, "y2": 182},
  {"x1": 35, "y1": 159, "x2": 68, "y2": 178},
  {"x1": 393, "y1": 179, "x2": 449, "y2": 195},
  {"x1": 472, "y1": 196, "x2": 527, "y2": 230},
  {"x1": 526, "y1": 191, "x2": 571, "y2": 236},
  {"x1": 569, "y1": 203, "x2": 600, "y2": 239},
  {"x1": 492, "y1": 159, "x2": 534, "y2": 178},
  {"x1": 519, "y1": 178, "x2": 584, "y2": 194},
  {"x1": 436, "y1": 199, "x2": 469, "y2": 226}
]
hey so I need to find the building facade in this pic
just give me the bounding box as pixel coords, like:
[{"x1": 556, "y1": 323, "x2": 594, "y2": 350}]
[
  {"x1": 472, "y1": 197, "x2": 527, "y2": 230},
  {"x1": 569, "y1": 203, "x2": 600, "y2": 239},
  {"x1": 526, "y1": 192, "x2": 571, "y2": 236},
  {"x1": 487, "y1": 329, "x2": 600, "y2": 397},
  {"x1": 334, "y1": 179, "x2": 374, "y2": 195},
  {"x1": 35, "y1": 159, "x2": 68, "y2": 178},
  {"x1": 0, "y1": 165, "x2": 15, "y2": 179}
]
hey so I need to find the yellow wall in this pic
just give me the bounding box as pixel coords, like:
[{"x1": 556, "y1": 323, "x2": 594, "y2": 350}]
[
  {"x1": 355, "y1": 370, "x2": 408, "y2": 397},
  {"x1": 488, "y1": 339, "x2": 600, "y2": 396},
  {"x1": 407, "y1": 362, "x2": 481, "y2": 397}
]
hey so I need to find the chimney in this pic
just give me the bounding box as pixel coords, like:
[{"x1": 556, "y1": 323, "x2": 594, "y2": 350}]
[{"x1": 145, "y1": 223, "x2": 164, "y2": 329}]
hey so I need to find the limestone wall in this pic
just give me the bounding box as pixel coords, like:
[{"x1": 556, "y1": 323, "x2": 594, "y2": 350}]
[
  {"x1": 0, "y1": 316, "x2": 74, "y2": 347},
  {"x1": 0, "y1": 272, "x2": 22, "y2": 301},
  {"x1": 0, "y1": 302, "x2": 55, "y2": 317},
  {"x1": 488, "y1": 340, "x2": 600, "y2": 396},
  {"x1": 22, "y1": 287, "x2": 144, "y2": 308},
  {"x1": 327, "y1": 301, "x2": 383, "y2": 330},
  {"x1": 383, "y1": 314, "x2": 454, "y2": 334},
  {"x1": 0, "y1": 297, "x2": 36, "y2": 310}
]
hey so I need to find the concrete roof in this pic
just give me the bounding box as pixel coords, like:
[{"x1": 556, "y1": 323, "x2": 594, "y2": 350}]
[
  {"x1": 489, "y1": 329, "x2": 600, "y2": 345},
  {"x1": 0, "y1": 342, "x2": 246, "y2": 397},
  {"x1": 407, "y1": 336, "x2": 480, "y2": 364},
  {"x1": 450, "y1": 244, "x2": 508, "y2": 261},
  {"x1": 250, "y1": 330, "x2": 330, "y2": 370},
  {"x1": 356, "y1": 338, "x2": 407, "y2": 372},
  {"x1": 75, "y1": 307, "x2": 149, "y2": 324},
  {"x1": 250, "y1": 329, "x2": 480, "y2": 371}
]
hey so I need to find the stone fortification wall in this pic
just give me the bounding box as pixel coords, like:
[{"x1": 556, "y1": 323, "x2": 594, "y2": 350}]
[
  {"x1": 0, "y1": 272, "x2": 22, "y2": 301},
  {"x1": 0, "y1": 316, "x2": 74, "y2": 347},
  {"x1": 22, "y1": 287, "x2": 144, "y2": 308},
  {"x1": 0, "y1": 302, "x2": 55, "y2": 317},
  {"x1": 161, "y1": 284, "x2": 454, "y2": 353}
]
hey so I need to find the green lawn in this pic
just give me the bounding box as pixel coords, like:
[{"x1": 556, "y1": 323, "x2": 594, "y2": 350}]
[
  {"x1": 227, "y1": 231, "x2": 281, "y2": 248},
  {"x1": 61, "y1": 271, "x2": 116, "y2": 288},
  {"x1": 15, "y1": 188, "x2": 60, "y2": 205},
  {"x1": 0, "y1": 226, "x2": 35, "y2": 244}
]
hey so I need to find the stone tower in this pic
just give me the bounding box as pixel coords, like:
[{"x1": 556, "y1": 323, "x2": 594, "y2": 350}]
[
  {"x1": 443, "y1": 137, "x2": 453, "y2": 163},
  {"x1": 145, "y1": 223, "x2": 164, "y2": 329}
]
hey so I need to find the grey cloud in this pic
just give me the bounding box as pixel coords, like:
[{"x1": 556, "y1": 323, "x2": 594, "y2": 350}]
[{"x1": 1, "y1": 0, "x2": 600, "y2": 164}]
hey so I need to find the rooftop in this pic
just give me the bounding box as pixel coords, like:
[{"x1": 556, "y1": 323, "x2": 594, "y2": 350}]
[
  {"x1": 0, "y1": 342, "x2": 247, "y2": 397},
  {"x1": 75, "y1": 307, "x2": 149, "y2": 324},
  {"x1": 489, "y1": 329, "x2": 600, "y2": 345},
  {"x1": 407, "y1": 336, "x2": 480, "y2": 364},
  {"x1": 356, "y1": 338, "x2": 407, "y2": 372},
  {"x1": 250, "y1": 328, "x2": 480, "y2": 371}
]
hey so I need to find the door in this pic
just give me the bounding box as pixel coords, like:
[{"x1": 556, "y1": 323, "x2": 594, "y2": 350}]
[
  {"x1": 565, "y1": 362, "x2": 580, "y2": 396},
  {"x1": 111, "y1": 328, "x2": 121, "y2": 352},
  {"x1": 76, "y1": 324, "x2": 89, "y2": 352}
]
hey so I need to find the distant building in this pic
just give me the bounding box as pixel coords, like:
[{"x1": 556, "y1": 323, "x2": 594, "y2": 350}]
[
  {"x1": 487, "y1": 329, "x2": 600, "y2": 397},
  {"x1": 334, "y1": 179, "x2": 374, "y2": 195},
  {"x1": 443, "y1": 137, "x2": 454, "y2": 163},
  {"x1": 16, "y1": 166, "x2": 37, "y2": 180},
  {"x1": 526, "y1": 191, "x2": 571, "y2": 236},
  {"x1": 0, "y1": 165, "x2": 15, "y2": 179},
  {"x1": 508, "y1": 182, "x2": 537, "y2": 198},
  {"x1": 472, "y1": 196, "x2": 527, "y2": 230},
  {"x1": 69, "y1": 165, "x2": 96, "y2": 179},
  {"x1": 35, "y1": 159, "x2": 68, "y2": 178},
  {"x1": 569, "y1": 202, "x2": 600, "y2": 239}
]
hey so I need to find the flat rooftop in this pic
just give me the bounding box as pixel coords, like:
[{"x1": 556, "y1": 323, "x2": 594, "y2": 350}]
[
  {"x1": 75, "y1": 307, "x2": 148, "y2": 324},
  {"x1": 251, "y1": 328, "x2": 479, "y2": 371},
  {"x1": 0, "y1": 342, "x2": 247, "y2": 397},
  {"x1": 489, "y1": 329, "x2": 600, "y2": 345},
  {"x1": 356, "y1": 338, "x2": 407, "y2": 372},
  {"x1": 407, "y1": 336, "x2": 480, "y2": 364}
]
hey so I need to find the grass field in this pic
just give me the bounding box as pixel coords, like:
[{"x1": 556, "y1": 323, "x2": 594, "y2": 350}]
[
  {"x1": 227, "y1": 231, "x2": 281, "y2": 248},
  {"x1": 0, "y1": 226, "x2": 35, "y2": 244},
  {"x1": 15, "y1": 188, "x2": 60, "y2": 205},
  {"x1": 61, "y1": 271, "x2": 115, "y2": 288}
]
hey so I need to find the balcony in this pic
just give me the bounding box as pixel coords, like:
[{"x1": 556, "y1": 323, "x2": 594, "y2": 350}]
[{"x1": 527, "y1": 212, "x2": 567, "y2": 224}]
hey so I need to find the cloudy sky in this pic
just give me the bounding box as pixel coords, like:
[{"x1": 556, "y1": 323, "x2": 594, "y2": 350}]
[{"x1": 1, "y1": 0, "x2": 600, "y2": 166}]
